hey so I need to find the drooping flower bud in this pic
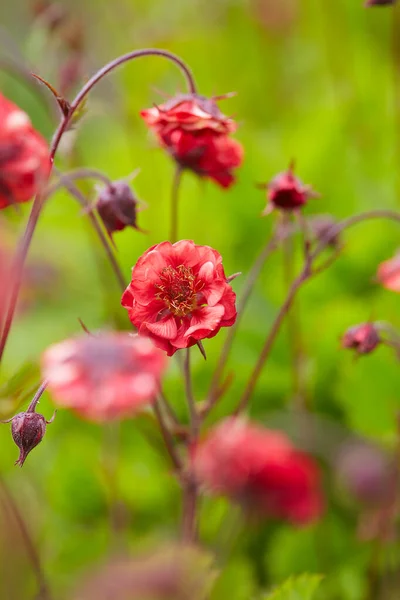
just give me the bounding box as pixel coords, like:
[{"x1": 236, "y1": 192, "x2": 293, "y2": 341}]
[
  {"x1": 341, "y1": 322, "x2": 381, "y2": 355},
  {"x1": 95, "y1": 181, "x2": 141, "y2": 237},
  {"x1": 308, "y1": 215, "x2": 340, "y2": 249},
  {"x1": 261, "y1": 162, "x2": 318, "y2": 215},
  {"x1": 2, "y1": 406, "x2": 55, "y2": 467}
]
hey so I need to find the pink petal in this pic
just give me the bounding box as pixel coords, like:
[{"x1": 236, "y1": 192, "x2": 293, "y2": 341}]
[
  {"x1": 185, "y1": 305, "x2": 225, "y2": 337},
  {"x1": 145, "y1": 315, "x2": 178, "y2": 340}
]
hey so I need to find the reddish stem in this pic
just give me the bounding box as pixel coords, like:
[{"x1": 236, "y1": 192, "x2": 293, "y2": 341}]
[
  {"x1": 0, "y1": 48, "x2": 196, "y2": 364},
  {"x1": 235, "y1": 209, "x2": 400, "y2": 414}
]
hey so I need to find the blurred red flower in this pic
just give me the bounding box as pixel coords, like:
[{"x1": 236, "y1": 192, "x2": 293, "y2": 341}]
[
  {"x1": 192, "y1": 417, "x2": 323, "y2": 524},
  {"x1": 341, "y1": 323, "x2": 381, "y2": 355},
  {"x1": 377, "y1": 252, "x2": 400, "y2": 292},
  {"x1": 262, "y1": 163, "x2": 317, "y2": 214},
  {"x1": 141, "y1": 94, "x2": 243, "y2": 188},
  {"x1": 121, "y1": 240, "x2": 237, "y2": 356},
  {"x1": 42, "y1": 333, "x2": 166, "y2": 421},
  {"x1": 0, "y1": 93, "x2": 49, "y2": 208}
]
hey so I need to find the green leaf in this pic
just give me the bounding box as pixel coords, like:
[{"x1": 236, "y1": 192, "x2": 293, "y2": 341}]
[{"x1": 263, "y1": 574, "x2": 323, "y2": 600}]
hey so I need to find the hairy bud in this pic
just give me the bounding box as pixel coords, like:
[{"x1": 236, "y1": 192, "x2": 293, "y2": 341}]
[
  {"x1": 2, "y1": 393, "x2": 55, "y2": 466},
  {"x1": 341, "y1": 323, "x2": 380, "y2": 355},
  {"x1": 96, "y1": 181, "x2": 141, "y2": 236}
]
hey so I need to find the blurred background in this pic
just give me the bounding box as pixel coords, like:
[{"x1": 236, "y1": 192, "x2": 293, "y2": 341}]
[{"x1": 1, "y1": 1, "x2": 400, "y2": 598}]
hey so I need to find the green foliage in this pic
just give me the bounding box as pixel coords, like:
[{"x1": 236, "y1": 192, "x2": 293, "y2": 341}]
[{"x1": 262, "y1": 574, "x2": 323, "y2": 600}]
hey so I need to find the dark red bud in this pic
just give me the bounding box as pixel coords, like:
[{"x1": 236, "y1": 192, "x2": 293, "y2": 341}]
[
  {"x1": 96, "y1": 181, "x2": 141, "y2": 236},
  {"x1": 341, "y1": 323, "x2": 380, "y2": 355},
  {"x1": 365, "y1": 0, "x2": 396, "y2": 6},
  {"x1": 4, "y1": 410, "x2": 55, "y2": 467}
]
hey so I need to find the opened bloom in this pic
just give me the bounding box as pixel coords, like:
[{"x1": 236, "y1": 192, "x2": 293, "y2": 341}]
[
  {"x1": 377, "y1": 252, "x2": 400, "y2": 293},
  {"x1": 341, "y1": 322, "x2": 381, "y2": 355},
  {"x1": 192, "y1": 418, "x2": 323, "y2": 524},
  {"x1": 141, "y1": 94, "x2": 243, "y2": 188},
  {"x1": 0, "y1": 93, "x2": 49, "y2": 208},
  {"x1": 42, "y1": 333, "x2": 166, "y2": 421},
  {"x1": 121, "y1": 240, "x2": 237, "y2": 356},
  {"x1": 262, "y1": 162, "x2": 317, "y2": 214}
]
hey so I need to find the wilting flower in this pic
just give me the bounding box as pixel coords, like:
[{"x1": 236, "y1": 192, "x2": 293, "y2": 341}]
[
  {"x1": 0, "y1": 93, "x2": 49, "y2": 209},
  {"x1": 261, "y1": 162, "x2": 317, "y2": 214},
  {"x1": 192, "y1": 417, "x2": 323, "y2": 524},
  {"x1": 2, "y1": 401, "x2": 55, "y2": 467},
  {"x1": 95, "y1": 180, "x2": 142, "y2": 237},
  {"x1": 42, "y1": 333, "x2": 167, "y2": 421},
  {"x1": 141, "y1": 94, "x2": 243, "y2": 188},
  {"x1": 341, "y1": 323, "x2": 381, "y2": 355},
  {"x1": 121, "y1": 240, "x2": 237, "y2": 356},
  {"x1": 377, "y1": 252, "x2": 400, "y2": 293}
]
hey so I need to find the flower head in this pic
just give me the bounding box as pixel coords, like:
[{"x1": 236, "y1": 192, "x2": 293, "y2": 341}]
[
  {"x1": 262, "y1": 162, "x2": 317, "y2": 214},
  {"x1": 192, "y1": 417, "x2": 323, "y2": 524},
  {"x1": 0, "y1": 93, "x2": 49, "y2": 208},
  {"x1": 95, "y1": 180, "x2": 141, "y2": 236},
  {"x1": 121, "y1": 240, "x2": 237, "y2": 356},
  {"x1": 341, "y1": 323, "x2": 380, "y2": 355},
  {"x1": 42, "y1": 333, "x2": 166, "y2": 421},
  {"x1": 377, "y1": 252, "x2": 400, "y2": 293},
  {"x1": 141, "y1": 94, "x2": 243, "y2": 188}
]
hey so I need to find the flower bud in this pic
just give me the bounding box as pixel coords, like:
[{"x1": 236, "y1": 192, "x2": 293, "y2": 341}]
[
  {"x1": 341, "y1": 322, "x2": 380, "y2": 355},
  {"x1": 309, "y1": 215, "x2": 340, "y2": 248},
  {"x1": 261, "y1": 162, "x2": 318, "y2": 214},
  {"x1": 95, "y1": 181, "x2": 141, "y2": 236},
  {"x1": 5, "y1": 410, "x2": 54, "y2": 467},
  {"x1": 365, "y1": 0, "x2": 396, "y2": 6}
]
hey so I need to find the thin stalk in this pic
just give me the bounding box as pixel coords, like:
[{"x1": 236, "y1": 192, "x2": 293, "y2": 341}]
[
  {"x1": 235, "y1": 266, "x2": 309, "y2": 415},
  {"x1": 203, "y1": 234, "x2": 280, "y2": 419},
  {"x1": 170, "y1": 166, "x2": 183, "y2": 242},
  {"x1": 235, "y1": 209, "x2": 400, "y2": 414},
  {"x1": 181, "y1": 478, "x2": 198, "y2": 543},
  {"x1": 58, "y1": 178, "x2": 127, "y2": 292},
  {"x1": 0, "y1": 48, "x2": 196, "y2": 364},
  {"x1": 153, "y1": 397, "x2": 182, "y2": 472},
  {"x1": 183, "y1": 348, "x2": 198, "y2": 439},
  {"x1": 282, "y1": 222, "x2": 305, "y2": 409},
  {"x1": 0, "y1": 475, "x2": 52, "y2": 600},
  {"x1": 157, "y1": 386, "x2": 180, "y2": 428},
  {"x1": 27, "y1": 381, "x2": 48, "y2": 413}
]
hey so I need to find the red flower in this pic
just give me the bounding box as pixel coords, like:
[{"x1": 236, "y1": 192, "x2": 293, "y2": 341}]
[
  {"x1": 141, "y1": 94, "x2": 243, "y2": 188},
  {"x1": 0, "y1": 93, "x2": 49, "y2": 208},
  {"x1": 121, "y1": 240, "x2": 237, "y2": 356},
  {"x1": 95, "y1": 180, "x2": 141, "y2": 237},
  {"x1": 377, "y1": 253, "x2": 400, "y2": 292},
  {"x1": 42, "y1": 333, "x2": 166, "y2": 421},
  {"x1": 192, "y1": 418, "x2": 323, "y2": 524},
  {"x1": 341, "y1": 323, "x2": 380, "y2": 355},
  {"x1": 262, "y1": 163, "x2": 317, "y2": 214}
]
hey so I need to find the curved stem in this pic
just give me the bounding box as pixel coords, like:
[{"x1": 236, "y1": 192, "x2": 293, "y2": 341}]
[
  {"x1": 27, "y1": 380, "x2": 48, "y2": 413},
  {"x1": 235, "y1": 209, "x2": 400, "y2": 414},
  {"x1": 170, "y1": 166, "x2": 183, "y2": 242},
  {"x1": 0, "y1": 474, "x2": 52, "y2": 599},
  {"x1": 0, "y1": 49, "x2": 196, "y2": 363},
  {"x1": 48, "y1": 168, "x2": 112, "y2": 196}
]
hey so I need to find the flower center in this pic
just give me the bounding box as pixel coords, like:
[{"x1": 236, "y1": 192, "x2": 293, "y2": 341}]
[{"x1": 155, "y1": 265, "x2": 204, "y2": 317}]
